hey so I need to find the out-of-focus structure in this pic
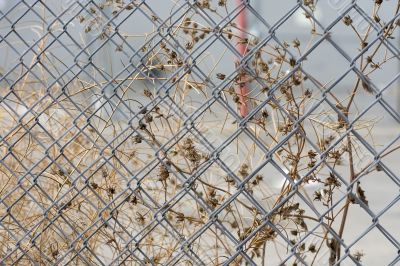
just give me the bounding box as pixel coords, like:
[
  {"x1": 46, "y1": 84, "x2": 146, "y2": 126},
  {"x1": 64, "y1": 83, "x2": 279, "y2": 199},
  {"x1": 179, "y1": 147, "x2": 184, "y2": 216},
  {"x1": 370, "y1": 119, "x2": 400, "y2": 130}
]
[{"x1": 0, "y1": 1, "x2": 399, "y2": 265}]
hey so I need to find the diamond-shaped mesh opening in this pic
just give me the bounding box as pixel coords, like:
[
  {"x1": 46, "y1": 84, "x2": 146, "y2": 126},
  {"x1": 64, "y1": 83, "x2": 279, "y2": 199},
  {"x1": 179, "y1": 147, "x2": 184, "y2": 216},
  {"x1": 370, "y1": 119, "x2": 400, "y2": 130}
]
[
  {"x1": 272, "y1": 5, "x2": 327, "y2": 54},
  {"x1": 214, "y1": 192, "x2": 265, "y2": 232},
  {"x1": 247, "y1": 0, "x2": 298, "y2": 29},
  {"x1": 301, "y1": 39, "x2": 352, "y2": 86},
  {"x1": 381, "y1": 73, "x2": 400, "y2": 110},
  {"x1": 351, "y1": 39, "x2": 399, "y2": 89},
  {"x1": 0, "y1": 39, "x2": 22, "y2": 72},
  {"x1": 182, "y1": 223, "x2": 238, "y2": 265},
  {"x1": 352, "y1": 103, "x2": 399, "y2": 153},
  {"x1": 355, "y1": 159, "x2": 399, "y2": 214},
  {"x1": 379, "y1": 197, "x2": 400, "y2": 247},
  {"x1": 130, "y1": 219, "x2": 182, "y2": 265},
  {"x1": 344, "y1": 226, "x2": 399, "y2": 265},
  {"x1": 189, "y1": 37, "x2": 239, "y2": 84},
  {"x1": 376, "y1": 136, "x2": 400, "y2": 182},
  {"x1": 299, "y1": 1, "x2": 351, "y2": 29},
  {"x1": 245, "y1": 37, "x2": 294, "y2": 72},
  {"x1": 327, "y1": 8, "x2": 377, "y2": 55},
  {"x1": 265, "y1": 230, "x2": 323, "y2": 265}
]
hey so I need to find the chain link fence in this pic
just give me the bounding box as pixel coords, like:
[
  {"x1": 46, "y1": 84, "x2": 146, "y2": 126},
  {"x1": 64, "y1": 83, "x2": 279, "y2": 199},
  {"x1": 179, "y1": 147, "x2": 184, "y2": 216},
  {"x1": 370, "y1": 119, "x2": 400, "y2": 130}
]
[{"x1": 0, "y1": 0, "x2": 399, "y2": 265}]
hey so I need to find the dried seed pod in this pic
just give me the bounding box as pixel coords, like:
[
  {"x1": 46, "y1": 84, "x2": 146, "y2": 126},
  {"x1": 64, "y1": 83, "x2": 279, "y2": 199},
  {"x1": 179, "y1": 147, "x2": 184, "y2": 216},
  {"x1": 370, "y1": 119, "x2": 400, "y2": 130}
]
[
  {"x1": 175, "y1": 212, "x2": 185, "y2": 222},
  {"x1": 218, "y1": 0, "x2": 226, "y2": 6},
  {"x1": 216, "y1": 73, "x2": 226, "y2": 80},
  {"x1": 361, "y1": 77, "x2": 373, "y2": 93},
  {"x1": 293, "y1": 38, "x2": 300, "y2": 48},
  {"x1": 135, "y1": 212, "x2": 146, "y2": 225},
  {"x1": 144, "y1": 89, "x2": 152, "y2": 97},
  {"x1": 91, "y1": 182, "x2": 99, "y2": 189},
  {"x1": 107, "y1": 187, "x2": 116, "y2": 197},
  {"x1": 289, "y1": 58, "x2": 296, "y2": 67},
  {"x1": 158, "y1": 164, "x2": 170, "y2": 181},
  {"x1": 144, "y1": 114, "x2": 153, "y2": 123},
  {"x1": 130, "y1": 196, "x2": 138, "y2": 205},
  {"x1": 185, "y1": 42, "x2": 193, "y2": 50},
  {"x1": 353, "y1": 250, "x2": 365, "y2": 262},
  {"x1": 343, "y1": 15, "x2": 353, "y2": 26},
  {"x1": 133, "y1": 135, "x2": 142, "y2": 144},
  {"x1": 238, "y1": 163, "x2": 249, "y2": 177},
  {"x1": 356, "y1": 182, "x2": 368, "y2": 206}
]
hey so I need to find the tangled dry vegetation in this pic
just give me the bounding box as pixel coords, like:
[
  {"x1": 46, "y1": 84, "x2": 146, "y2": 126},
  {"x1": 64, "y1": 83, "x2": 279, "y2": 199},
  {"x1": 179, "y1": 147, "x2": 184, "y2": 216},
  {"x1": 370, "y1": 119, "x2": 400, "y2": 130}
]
[{"x1": 0, "y1": 0, "x2": 399, "y2": 265}]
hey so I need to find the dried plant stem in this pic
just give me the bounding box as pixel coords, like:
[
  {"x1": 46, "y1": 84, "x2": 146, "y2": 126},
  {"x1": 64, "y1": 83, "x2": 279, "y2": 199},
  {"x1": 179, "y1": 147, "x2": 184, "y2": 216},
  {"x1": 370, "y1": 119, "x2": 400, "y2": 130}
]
[
  {"x1": 236, "y1": 0, "x2": 249, "y2": 117},
  {"x1": 336, "y1": 131, "x2": 357, "y2": 264}
]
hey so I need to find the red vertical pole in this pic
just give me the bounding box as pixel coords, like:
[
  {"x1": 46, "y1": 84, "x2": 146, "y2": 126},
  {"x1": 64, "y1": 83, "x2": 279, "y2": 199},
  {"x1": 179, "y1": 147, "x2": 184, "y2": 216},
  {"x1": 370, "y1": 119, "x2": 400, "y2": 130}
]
[{"x1": 236, "y1": 0, "x2": 249, "y2": 117}]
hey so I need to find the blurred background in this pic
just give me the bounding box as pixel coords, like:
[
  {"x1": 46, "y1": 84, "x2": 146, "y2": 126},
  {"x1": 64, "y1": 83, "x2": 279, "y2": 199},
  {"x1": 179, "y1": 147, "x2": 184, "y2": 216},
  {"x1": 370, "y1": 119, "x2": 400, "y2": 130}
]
[{"x1": 0, "y1": 1, "x2": 399, "y2": 264}]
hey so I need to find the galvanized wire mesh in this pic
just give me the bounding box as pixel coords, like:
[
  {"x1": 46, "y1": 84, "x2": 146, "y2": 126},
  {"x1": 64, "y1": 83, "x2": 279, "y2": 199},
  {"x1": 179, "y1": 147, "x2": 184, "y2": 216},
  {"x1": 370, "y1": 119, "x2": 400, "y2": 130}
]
[{"x1": 0, "y1": 0, "x2": 399, "y2": 265}]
